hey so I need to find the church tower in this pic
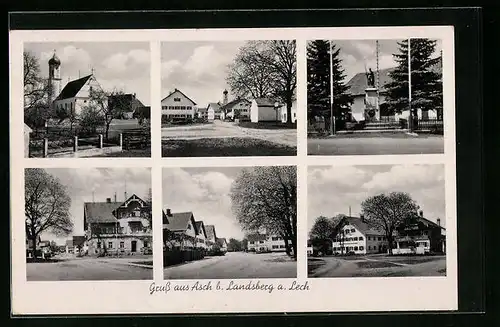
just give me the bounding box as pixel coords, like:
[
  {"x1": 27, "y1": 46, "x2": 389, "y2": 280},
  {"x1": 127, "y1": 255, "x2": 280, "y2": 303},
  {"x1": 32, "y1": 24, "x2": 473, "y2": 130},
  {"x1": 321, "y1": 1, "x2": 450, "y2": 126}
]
[
  {"x1": 48, "y1": 50, "x2": 61, "y2": 105},
  {"x1": 222, "y1": 89, "x2": 228, "y2": 105}
]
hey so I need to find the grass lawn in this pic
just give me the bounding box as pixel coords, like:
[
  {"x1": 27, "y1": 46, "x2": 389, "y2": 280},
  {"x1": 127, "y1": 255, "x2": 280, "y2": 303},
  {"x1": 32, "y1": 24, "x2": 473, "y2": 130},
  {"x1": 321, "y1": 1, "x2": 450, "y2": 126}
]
[
  {"x1": 356, "y1": 261, "x2": 400, "y2": 269},
  {"x1": 377, "y1": 255, "x2": 445, "y2": 265},
  {"x1": 134, "y1": 261, "x2": 153, "y2": 266},
  {"x1": 239, "y1": 121, "x2": 297, "y2": 130},
  {"x1": 162, "y1": 137, "x2": 296, "y2": 157}
]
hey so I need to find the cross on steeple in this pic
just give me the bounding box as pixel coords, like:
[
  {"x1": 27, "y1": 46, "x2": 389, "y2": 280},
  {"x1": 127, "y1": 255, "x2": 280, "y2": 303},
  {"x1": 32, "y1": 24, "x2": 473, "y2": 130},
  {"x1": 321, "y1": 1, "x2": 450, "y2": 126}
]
[{"x1": 91, "y1": 67, "x2": 95, "y2": 75}]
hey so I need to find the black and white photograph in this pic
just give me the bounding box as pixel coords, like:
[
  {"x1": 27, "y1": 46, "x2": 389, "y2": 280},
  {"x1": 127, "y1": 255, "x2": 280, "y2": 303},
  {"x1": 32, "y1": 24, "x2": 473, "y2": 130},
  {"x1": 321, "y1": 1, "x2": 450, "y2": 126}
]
[
  {"x1": 162, "y1": 166, "x2": 297, "y2": 279},
  {"x1": 161, "y1": 41, "x2": 297, "y2": 157},
  {"x1": 307, "y1": 164, "x2": 446, "y2": 278},
  {"x1": 307, "y1": 39, "x2": 444, "y2": 155},
  {"x1": 23, "y1": 42, "x2": 151, "y2": 158},
  {"x1": 25, "y1": 167, "x2": 153, "y2": 281}
]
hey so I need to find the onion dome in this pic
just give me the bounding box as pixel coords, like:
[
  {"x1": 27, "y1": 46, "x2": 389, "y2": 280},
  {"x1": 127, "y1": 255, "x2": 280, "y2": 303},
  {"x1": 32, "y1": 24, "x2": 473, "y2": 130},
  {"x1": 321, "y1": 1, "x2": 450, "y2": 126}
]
[{"x1": 48, "y1": 52, "x2": 61, "y2": 66}]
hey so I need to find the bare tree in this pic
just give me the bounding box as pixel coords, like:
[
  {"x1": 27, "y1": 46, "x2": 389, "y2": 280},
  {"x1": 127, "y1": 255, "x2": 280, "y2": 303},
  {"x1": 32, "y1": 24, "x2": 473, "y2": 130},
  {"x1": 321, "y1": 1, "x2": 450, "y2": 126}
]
[
  {"x1": 24, "y1": 51, "x2": 48, "y2": 110},
  {"x1": 230, "y1": 166, "x2": 297, "y2": 259},
  {"x1": 361, "y1": 192, "x2": 420, "y2": 255},
  {"x1": 226, "y1": 41, "x2": 277, "y2": 99},
  {"x1": 86, "y1": 88, "x2": 128, "y2": 140},
  {"x1": 25, "y1": 168, "x2": 73, "y2": 258}
]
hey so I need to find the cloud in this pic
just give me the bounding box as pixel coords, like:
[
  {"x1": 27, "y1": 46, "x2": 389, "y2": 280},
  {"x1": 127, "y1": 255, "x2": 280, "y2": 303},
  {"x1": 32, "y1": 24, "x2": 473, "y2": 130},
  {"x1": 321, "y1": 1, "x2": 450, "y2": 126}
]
[
  {"x1": 162, "y1": 168, "x2": 244, "y2": 240},
  {"x1": 41, "y1": 45, "x2": 91, "y2": 68},
  {"x1": 101, "y1": 49, "x2": 150, "y2": 74},
  {"x1": 307, "y1": 164, "x2": 446, "y2": 232}
]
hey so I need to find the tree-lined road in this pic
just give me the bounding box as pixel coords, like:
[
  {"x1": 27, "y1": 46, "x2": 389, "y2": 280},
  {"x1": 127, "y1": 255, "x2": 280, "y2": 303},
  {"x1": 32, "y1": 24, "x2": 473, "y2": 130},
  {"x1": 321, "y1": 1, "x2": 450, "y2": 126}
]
[{"x1": 164, "y1": 252, "x2": 297, "y2": 279}]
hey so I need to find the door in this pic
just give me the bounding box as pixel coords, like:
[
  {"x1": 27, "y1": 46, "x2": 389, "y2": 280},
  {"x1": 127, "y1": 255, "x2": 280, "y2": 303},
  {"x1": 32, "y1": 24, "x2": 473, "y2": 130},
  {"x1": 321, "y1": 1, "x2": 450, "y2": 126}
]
[{"x1": 131, "y1": 240, "x2": 137, "y2": 253}]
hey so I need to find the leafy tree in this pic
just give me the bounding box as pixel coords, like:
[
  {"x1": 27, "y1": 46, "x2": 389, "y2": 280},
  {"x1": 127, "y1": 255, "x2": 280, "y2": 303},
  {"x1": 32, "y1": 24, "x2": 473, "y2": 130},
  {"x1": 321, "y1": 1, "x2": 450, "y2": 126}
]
[
  {"x1": 307, "y1": 40, "x2": 353, "y2": 128},
  {"x1": 309, "y1": 216, "x2": 336, "y2": 240},
  {"x1": 25, "y1": 168, "x2": 73, "y2": 258},
  {"x1": 226, "y1": 40, "x2": 297, "y2": 124},
  {"x1": 230, "y1": 166, "x2": 297, "y2": 259},
  {"x1": 79, "y1": 105, "x2": 104, "y2": 135},
  {"x1": 49, "y1": 241, "x2": 59, "y2": 253},
  {"x1": 86, "y1": 88, "x2": 128, "y2": 141},
  {"x1": 361, "y1": 192, "x2": 420, "y2": 255},
  {"x1": 384, "y1": 38, "x2": 443, "y2": 120},
  {"x1": 227, "y1": 238, "x2": 243, "y2": 252}
]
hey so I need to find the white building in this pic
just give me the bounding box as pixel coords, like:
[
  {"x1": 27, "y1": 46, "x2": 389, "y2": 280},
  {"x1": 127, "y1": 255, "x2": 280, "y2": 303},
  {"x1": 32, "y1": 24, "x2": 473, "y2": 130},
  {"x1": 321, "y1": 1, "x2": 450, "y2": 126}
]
[
  {"x1": 280, "y1": 99, "x2": 297, "y2": 123},
  {"x1": 206, "y1": 102, "x2": 221, "y2": 121},
  {"x1": 250, "y1": 98, "x2": 282, "y2": 123},
  {"x1": 194, "y1": 221, "x2": 209, "y2": 249},
  {"x1": 331, "y1": 216, "x2": 388, "y2": 255},
  {"x1": 247, "y1": 233, "x2": 292, "y2": 253},
  {"x1": 161, "y1": 89, "x2": 197, "y2": 121},
  {"x1": 52, "y1": 74, "x2": 103, "y2": 117},
  {"x1": 221, "y1": 98, "x2": 251, "y2": 120}
]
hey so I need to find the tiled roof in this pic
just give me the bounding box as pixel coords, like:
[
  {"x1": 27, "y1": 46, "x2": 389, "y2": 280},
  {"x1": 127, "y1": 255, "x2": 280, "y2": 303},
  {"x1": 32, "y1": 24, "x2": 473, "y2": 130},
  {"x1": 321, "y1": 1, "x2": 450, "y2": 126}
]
[
  {"x1": 246, "y1": 233, "x2": 268, "y2": 242},
  {"x1": 84, "y1": 202, "x2": 121, "y2": 223},
  {"x1": 216, "y1": 237, "x2": 227, "y2": 246},
  {"x1": 253, "y1": 97, "x2": 280, "y2": 107},
  {"x1": 334, "y1": 216, "x2": 385, "y2": 236},
  {"x1": 163, "y1": 211, "x2": 196, "y2": 232},
  {"x1": 56, "y1": 75, "x2": 92, "y2": 100},
  {"x1": 221, "y1": 98, "x2": 251, "y2": 111},
  {"x1": 205, "y1": 225, "x2": 217, "y2": 240},
  {"x1": 161, "y1": 88, "x2": 197, "y2": 105},
  {"x1": 108, "y1": 94, "x2": 145, "y2": 112},
  {"x1": 207, "y1": 102, "x2": 222, "y2": 112}
]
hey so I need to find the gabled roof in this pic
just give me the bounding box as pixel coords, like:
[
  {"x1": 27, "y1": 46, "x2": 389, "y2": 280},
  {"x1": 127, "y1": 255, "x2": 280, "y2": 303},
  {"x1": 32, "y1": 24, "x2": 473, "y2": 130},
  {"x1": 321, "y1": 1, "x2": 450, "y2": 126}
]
[
  {"x1": 108, "y1": 94, "x2": 145, "y2": 112},
  {"x1": 252, "y1": 97, "x2": 280, "y2": 107},
  {"x1": 221, "y1": 98, "x2": 251, "y2": 111},
  {"x1": 207, "y1": 102, "x2": 222, "y2": 112},
  {"x1": 216, "y1": 237, "x2": 227, "y2": 246},
  {"x1": 204, "y1": 225, "x2": 217, "y2": 240},
  {"x1": 333, "y1": 216, "x2": 385, "y2": 236},
  {"x1": 84, "y1": 202, "x2": 121, "y2": 223},
  {"x1": 411, "y1": 216, "x2": 445, "y2": 230},
  {"x1": 346, "y1": 60, "x2": 442, "y2": 96},
  {"x1": 197, "y1": 107, "x2": 208, "y2": 113},
  {"x1": 163, "y1": 211, "x2": 197, "y2": 233},
  {"x1": 56, "y1": 75, "x2": 93, "y2": 100},
  {"x1": 194, "y1": 221, "x2": 207, "y2": 238},
  {"x1": 246, "y1": 233, "x2": 268, "y2": 242},
  {"x1": 161, "y1": 88, "x2": 197, "y2": 105}
]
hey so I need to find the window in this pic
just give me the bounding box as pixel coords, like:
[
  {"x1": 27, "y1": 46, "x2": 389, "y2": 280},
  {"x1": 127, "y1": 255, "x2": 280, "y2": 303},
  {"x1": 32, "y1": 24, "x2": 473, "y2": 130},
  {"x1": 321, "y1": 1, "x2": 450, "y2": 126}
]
[
  {"x1": 108, "y1": 241, "x2": 113, "y2": 248},
  {"x1": 120, "y1": 242, "x2": 124, "y2": 248},
  {"x1": 368, "y1": 246, "x2": 371, "y2": 250},
  {"x1": 280, "y1": 245, "x2": 285, "y2": 248},
  {"x1": 368, "y1": 236, "x2": 371, "y2": 241},
  {"x1": 354, "y1": 246, "x2": 359, "y2": 251},
  {"x1": 359, "y1": 236, "x2": 364, "y2": 240},
  {"x1": 144, "y1": 241, "x2": 148, "y2": 248},
  {"x1": 351, "y1": 229, "x2": 355, "y2": 233},
  {"x1": 359, "y1": 246, "x2": 364, "y2": 251},
  {"x1": 353, "y1": 237, "x2": 358, "y2": 241},
  {"x1": 259, "y1": 240, "x2": 265, "y2": 244},
  {"x1": 97, "y1": 242, "x2": 101, "y2": 249},
  {"x1": 378, "y1": 237, "x2": 382, "y2": 241},
  {"x1": 249, "y1": 241, "x2": 255, "y2": 245},
  {"x1": 272, "y1": 245, "x2": 278, "y2": 249},
  {"x1": 293, "y1": 113, "x2": 296, "y2": 118},
  {"x1": 174, "y1": 97, "x2": 181, "y2": 102}
]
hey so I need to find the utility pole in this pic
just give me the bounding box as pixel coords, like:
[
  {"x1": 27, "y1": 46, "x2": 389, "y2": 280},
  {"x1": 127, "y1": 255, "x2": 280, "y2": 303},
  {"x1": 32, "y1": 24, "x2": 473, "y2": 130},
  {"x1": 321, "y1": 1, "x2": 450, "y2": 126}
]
[
  {"x1": 408, "y1": 38, "x2": 413, "y2": 132},
  {"x1": 329, "y1": 40, "x2": 335, "y2": 135},
  {"x1": 376, "y1": 40, "x2": 380, "y2": 116}
]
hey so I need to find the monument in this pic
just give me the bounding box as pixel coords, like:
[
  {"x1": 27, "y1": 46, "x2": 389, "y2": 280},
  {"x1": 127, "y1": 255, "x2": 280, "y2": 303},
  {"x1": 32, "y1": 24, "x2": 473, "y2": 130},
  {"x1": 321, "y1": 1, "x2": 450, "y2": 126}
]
[{"x1": 364, "y1": 68, "x2": 380, "y2": 122}]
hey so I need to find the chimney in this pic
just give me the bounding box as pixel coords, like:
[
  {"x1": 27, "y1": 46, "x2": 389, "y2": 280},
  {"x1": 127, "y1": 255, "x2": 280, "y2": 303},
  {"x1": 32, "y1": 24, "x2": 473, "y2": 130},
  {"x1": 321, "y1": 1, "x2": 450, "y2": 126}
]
[
  {"x1": 133, "y1": 93, "x2": 136, "y2": 98},
  {"x1": 166, "y1": 208, "x2": 172, "y2": 216},
  {"x1": 419, "y1": 210, "x2": 424, "y2": 217},
  {"x1": 106, "y1": 197, "x2": 111, "y2": 203},
  {"x1": 437, "y1": 218, "x2": 441, "y2": 226}
]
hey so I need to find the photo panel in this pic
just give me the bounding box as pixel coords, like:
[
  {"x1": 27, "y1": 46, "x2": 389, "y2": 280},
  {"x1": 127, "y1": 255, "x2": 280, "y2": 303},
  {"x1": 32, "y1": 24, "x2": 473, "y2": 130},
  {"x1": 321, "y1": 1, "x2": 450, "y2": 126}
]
[
  {"x1": 307, "y1": 164, "x2": 447, "y2": 278},
  {"x1": 307, "y1": 38, "x2": 444, "y2": 156},
  {"x1": 160, "y1": 41, "x2": 298, "y2": 157},
  {"x1": 24, "y1": 167, "x2": 153, "y2": 281},
  {"x1": 161, "y1": 165, "x2": 297, "y2": 279},
  {"x1": 23, "y1": 42, "x2": 151, "y2": 158}
]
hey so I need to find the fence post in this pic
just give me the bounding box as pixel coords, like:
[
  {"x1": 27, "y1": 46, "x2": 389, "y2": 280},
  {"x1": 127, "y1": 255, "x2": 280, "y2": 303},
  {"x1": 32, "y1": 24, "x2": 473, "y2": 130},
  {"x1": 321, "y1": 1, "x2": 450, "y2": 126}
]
[
  {"x1": 73, "y1": 136, "x2": 78, "y2": 153},
  {"x1": 119, "y1": 133, "x2": 123, "y2": 149},
  {"x1": 99, "y1": 134, "x2": 103, "y2": 149},
  {"x1": 43, "y1": 138, "x2": 48, "y2": 158}
]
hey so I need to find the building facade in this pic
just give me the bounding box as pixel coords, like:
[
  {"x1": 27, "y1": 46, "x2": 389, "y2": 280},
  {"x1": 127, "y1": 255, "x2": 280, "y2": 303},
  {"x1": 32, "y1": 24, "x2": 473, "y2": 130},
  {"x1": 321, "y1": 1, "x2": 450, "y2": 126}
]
[
  {"x1": 84, "y1": 194, "x2": 152, "y2": 256},
  {"x1": 250, "y1": 98, "x2": 282, "y2": 123},
  {"x1": 330, "y1": 216, "x2": 388, "y2": 255},
  {"x1": 52, "y1": 74, "x2": 103, "y2": 118},
  {"x1": 393, "y1": 211, "x2": 446, "y2": 254},
  {"x1": 161, "y1": 89, "x2": 197, "y2": 121},
  {"x1": 247, "y1": 233, "x2": 292, "y2": 253},
  {"x1": 279, "y1": 99, "x2": 298, "y2": 123},
  {"x1": 222, "y1": 98, "x2": 251, "y2": 120}
]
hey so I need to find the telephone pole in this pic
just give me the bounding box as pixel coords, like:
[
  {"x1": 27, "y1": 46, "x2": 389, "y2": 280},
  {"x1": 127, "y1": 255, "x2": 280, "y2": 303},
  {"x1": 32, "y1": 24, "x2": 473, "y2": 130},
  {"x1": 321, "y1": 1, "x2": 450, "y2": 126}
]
[{"x1": 408, "y1": 38, "x2": 413, "y2": 132}]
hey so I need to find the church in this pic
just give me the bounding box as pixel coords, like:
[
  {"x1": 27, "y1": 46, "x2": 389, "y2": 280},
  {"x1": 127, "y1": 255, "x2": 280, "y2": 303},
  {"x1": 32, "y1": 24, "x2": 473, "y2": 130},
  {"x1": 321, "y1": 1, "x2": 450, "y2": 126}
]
[{"x1": 46, "y1": 51, "x2": 103, "y2": 117}]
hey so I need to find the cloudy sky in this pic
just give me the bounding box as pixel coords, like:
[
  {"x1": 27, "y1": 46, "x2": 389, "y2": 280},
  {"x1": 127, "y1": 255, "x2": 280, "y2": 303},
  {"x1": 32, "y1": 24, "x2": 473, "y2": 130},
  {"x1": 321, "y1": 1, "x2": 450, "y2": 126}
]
[
  {"x1": 161, "y1": 41, "x2": 246, "y2": 109},
  {"x1": 324, "y1": 39, "x2": 443, "y2": 83},
  {"x1": 24, "y1": 42, "x2": 151, "y2": 105},
  {"x1": 37, "y1": 168, "x2": 151, "y2": 244},
  {"x1": 162, "y1": 167, "x2": 249, "y2": 240},
  {"x1": 307, "y1": 164, "x2": 446, "y2": 232}
]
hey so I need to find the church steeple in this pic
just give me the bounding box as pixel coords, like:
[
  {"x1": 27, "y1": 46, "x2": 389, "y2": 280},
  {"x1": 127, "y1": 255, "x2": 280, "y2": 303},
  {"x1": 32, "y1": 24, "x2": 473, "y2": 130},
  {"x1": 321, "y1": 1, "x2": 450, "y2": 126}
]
[{"x1": 48, "y1": 50, "x2": 62, "y2": 105}]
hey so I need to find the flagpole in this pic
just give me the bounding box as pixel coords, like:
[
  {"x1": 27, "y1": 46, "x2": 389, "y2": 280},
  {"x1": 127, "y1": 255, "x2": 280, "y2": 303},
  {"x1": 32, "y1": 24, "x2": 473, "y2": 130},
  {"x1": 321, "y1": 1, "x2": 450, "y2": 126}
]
[
  {"x1": 329, "y1": 40, "x2": 335, "y2": 135},
  {"x1": 408, "y1": 38, "x2": 412, "y2": 132}
]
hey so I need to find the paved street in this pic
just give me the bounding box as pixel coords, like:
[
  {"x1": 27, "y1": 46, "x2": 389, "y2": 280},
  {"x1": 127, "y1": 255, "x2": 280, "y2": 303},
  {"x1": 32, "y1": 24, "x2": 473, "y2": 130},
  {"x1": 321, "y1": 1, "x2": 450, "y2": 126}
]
[
  {"x1": 307, "y1": 134, "x2": 444, "y2": 155},
  {"x1": 162, "y1": 121, "x2": 297, "y2": 147},
  {"x1": 164, "y1": 251, "x2": 297, "y2": 279},
  {"x1": 26, "y1": 256, "x2": 153, "y2": 281},
  {"x1": 308, "y1": 254, "x2": 446, "y2": 277}
]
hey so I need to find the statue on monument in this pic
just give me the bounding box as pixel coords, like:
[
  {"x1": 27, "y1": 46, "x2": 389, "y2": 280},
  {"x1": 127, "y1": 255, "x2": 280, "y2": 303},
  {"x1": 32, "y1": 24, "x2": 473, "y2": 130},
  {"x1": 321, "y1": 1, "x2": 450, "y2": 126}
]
[{"x1": 366, "y1": 68, "x2": 375, "y2": 88}]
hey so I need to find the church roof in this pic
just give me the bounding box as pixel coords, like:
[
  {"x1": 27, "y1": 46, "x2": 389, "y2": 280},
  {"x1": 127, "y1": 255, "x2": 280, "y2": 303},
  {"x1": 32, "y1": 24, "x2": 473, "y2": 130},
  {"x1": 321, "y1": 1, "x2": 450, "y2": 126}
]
[{"x1": 56, "y1": 75, "x2": 93, "y2": 100}]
